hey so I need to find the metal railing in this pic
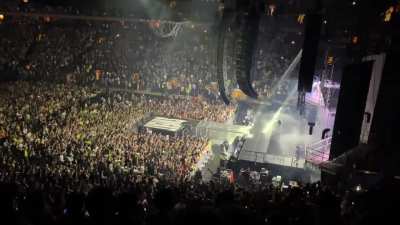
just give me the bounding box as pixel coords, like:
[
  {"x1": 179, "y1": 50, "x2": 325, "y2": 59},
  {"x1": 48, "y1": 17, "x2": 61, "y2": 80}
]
[
  {"x1": 238, "y1": 150, "x2": 305, "y2": 168},
  {"x1": 305, "y1": 137, "x2": 331, "y2": 163}
]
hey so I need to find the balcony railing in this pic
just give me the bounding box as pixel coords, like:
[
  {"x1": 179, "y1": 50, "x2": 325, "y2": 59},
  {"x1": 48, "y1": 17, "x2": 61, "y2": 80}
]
[{"x1": 305, "y1": 137, "x2": 331, "y2": 163}]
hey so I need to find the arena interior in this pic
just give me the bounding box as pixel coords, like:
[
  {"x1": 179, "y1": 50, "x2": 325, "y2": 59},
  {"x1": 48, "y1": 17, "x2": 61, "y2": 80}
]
[{"x1": 0, "y1": 1, "x2": 399, "y2": 225}]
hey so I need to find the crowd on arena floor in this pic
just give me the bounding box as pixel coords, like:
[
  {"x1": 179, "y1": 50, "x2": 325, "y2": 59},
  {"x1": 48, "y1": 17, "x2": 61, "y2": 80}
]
[
  {"x1": 0, "y1": 83, "x2": 392, "y2": 225},
  {"x1": 0, "y1": 82, "x2": 234, "y2": 190}
]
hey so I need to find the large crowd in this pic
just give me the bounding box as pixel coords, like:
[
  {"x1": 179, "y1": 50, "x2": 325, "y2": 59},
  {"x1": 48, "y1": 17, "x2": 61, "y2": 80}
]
[
  {"x1": 0, "y1": 14, "x2": 219, "y2": 98},
  {"x1": 0, "y1": 5, "x2": 303, "y2": 101},
  {"x1": 0, "y1": 81, "x2": 235, "y2": 189},
  {"x1": 2, "y1": 3, "x2": 394, "y2": 225},
  {"x1": 0, "y1": 65, "x2": 392, "y2": 225}
]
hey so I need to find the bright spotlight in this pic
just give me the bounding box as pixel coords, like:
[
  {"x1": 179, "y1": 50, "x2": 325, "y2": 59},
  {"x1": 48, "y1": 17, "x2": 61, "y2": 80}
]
[{"x1": 262, "y1": 107, "x2": 283, "y2": 135}]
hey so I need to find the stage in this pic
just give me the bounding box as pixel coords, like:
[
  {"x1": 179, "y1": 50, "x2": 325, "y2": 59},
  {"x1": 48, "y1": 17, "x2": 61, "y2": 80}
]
[
  {"x1": 237, "y1": 79, "x2": 336, "y2": 171},
  {"x1": 144, "y1": 116, "x2": 188, "y2": 134}
]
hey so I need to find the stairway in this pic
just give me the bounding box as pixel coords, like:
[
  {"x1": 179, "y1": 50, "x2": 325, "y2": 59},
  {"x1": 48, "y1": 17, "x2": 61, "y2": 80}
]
[
  {"x1": 305, "y1": 137, "x2": 332, "y2": 163},
  {"x1": 303, "y1": 137, "x2": 331, "y2": 176}
]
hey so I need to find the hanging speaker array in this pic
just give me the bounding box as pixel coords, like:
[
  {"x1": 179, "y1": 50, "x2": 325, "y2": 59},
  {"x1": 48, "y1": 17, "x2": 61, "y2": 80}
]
[
  {"x1": 216, "y1": 0, "x2": 263, "y2": 104},
  {"x1": 298, "y1": 14, "x2": 322, "y2": 93}
]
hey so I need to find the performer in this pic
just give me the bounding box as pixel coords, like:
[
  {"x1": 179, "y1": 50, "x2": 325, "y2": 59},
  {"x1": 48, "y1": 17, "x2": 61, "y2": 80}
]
[{"x1": 295, "y1": 145, "x2": 302, "y2": 161}]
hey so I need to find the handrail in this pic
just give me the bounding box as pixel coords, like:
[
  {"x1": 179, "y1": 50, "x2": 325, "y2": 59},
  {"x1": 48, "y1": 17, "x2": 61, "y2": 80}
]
[
  {"x1": 307, "y1": 152, "x2": 327, "y2": 158},
  {"x1": 239, "y1": 149, "x2": 304, "y2": 168},
  {"x1": 307, "y1": 137, "x2": 332, "y2": 148},
  {"x1": 305, "y1": 137, "x2": 331, "y2": 163},
  {"x1": 308, "y1": 146, "x2": 329, "y2": 154}
]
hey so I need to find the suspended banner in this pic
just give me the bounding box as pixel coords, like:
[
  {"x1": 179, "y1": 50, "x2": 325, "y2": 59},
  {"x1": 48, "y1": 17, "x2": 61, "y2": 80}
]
[
  {"x1": 95, "y1": 69, "x2": 103, "y2": 81},
  {"x1": 231, "y1": 89, "x2": 247, "y2": 101},
  {"x1": 167, "y1": 79, "x2": 181, "y2": 89},
  {"x1": 132, "y1": 72, "x2": 140, "y2": 81},
  {"x1": 0, "y1": 129, "x2": 7, "y2": 139},
  {"x1": 206, "y1": 82, "x2": 218, "y2": 93}
]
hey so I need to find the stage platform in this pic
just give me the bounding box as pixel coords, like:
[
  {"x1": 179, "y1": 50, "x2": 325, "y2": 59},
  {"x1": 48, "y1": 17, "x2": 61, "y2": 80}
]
[
  {"x1": 238, "y1": 150, "x2": 305, "y2": 169},
  {"x1": 191, "y1": 121, "x2": 252, "y2": 181},
  {"x1": 144, "y1": 117, "x2": 188, "y2": 133},
  {"x1": 195, "y1": 121, "x2": 252, "y2": 143}
]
